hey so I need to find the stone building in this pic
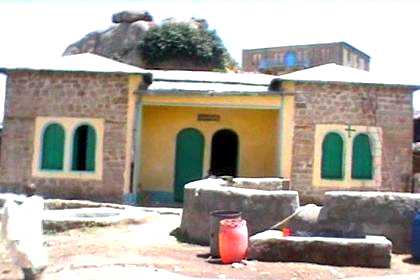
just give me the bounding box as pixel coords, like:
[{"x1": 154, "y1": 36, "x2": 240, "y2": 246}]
[
  {"x1": 243, "y1": 42, "x2": 370, "y2": 75},
  {"x1": 0, "y1": 54, "x2": 417, "y2": 204}
]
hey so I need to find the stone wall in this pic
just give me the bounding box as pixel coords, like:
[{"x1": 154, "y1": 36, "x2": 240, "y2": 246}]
[
  {"x1": 317, "y1": 191, "x2": 420, "y2": 253},
  {"x1": 179, "y1": 178, "x2": 299, "y2": 245},
  {"x1": 0, "y1": 71, "x2": 131, "y2": 202},
  {"x1": 290, "y1": 82, "x2": 413, "y2": 204}
]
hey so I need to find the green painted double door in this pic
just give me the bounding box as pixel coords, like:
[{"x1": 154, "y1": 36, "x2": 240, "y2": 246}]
[{"x1": 174, "y1": 128, "x2": 204, "y2": 202}]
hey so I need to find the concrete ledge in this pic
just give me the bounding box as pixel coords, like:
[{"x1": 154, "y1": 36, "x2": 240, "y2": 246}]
[
  {"x1": 179, "y1": 178, "x2": 299, "y2": 245},
  {"x1": 248, "y1": 230, "x2": 392, "y2": 268}
]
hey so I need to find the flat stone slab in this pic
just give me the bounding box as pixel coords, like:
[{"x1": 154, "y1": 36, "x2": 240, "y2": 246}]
[
  {"x1": 43, "y1": 207, "x2": 150, "y2": 232},
  {"x1": 180, "y1": 178, "x2": 299, "y2": 245},
  {"x1": 248, "y1": 230, "x2": 392, "y2": 268}
]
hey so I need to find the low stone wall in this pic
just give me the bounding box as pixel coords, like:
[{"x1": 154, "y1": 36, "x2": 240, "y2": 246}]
[
  {"x1": 248, "y1": 230, "x2": 392, "y2": 268},
  {"x1": 317, "y1": 191, "x2": 420, "y2": 253},
  {"x1": 179, "y1": 178, "x2": 299, "y2": 245},
  {"x1": 0, "y1": 193, "x2": 126, "y2": 209}
]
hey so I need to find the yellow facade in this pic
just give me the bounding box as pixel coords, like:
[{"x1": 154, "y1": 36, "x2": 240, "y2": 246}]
[
  {"x1": 123, "y1": 75, "x2": 143, "y2": 193},
  {"x1": 139, "y1": 105, "x2": 280, "y2": 192},
  {"x1": 141, "y1": 95, "x2": 282, "y2": 109},
  {"x1": 279, "y1": 94, "x2": 295, "y2": 179}
]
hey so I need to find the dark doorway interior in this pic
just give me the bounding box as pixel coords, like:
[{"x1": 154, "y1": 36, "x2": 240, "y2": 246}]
[{"x1": 210, "y1": 129, "x2": 238, "y2": 177}]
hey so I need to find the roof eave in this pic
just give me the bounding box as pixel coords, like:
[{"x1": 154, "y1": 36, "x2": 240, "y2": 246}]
[
  {"x1": 0, "y1": 67, "x2": 148, "y2": 76},
  {"x1": 279, "y1": 78, "x2": 420, "y2": 91}
]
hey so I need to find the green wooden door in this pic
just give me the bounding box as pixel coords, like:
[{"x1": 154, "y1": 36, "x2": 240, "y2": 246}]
[{"x1": 174, "y1": 128, "x2": 204, "y2": 202}]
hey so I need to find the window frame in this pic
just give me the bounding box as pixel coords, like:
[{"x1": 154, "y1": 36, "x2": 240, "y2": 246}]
[
  {"x1": 32, "y1": 117, "x2": 104, "y2": 180},
  {"x1": 312, "y1": 124, "x2": 382, "y2": 188}
]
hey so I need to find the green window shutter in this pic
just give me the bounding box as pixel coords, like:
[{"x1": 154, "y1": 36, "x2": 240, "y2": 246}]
[
  {"x1": 321, "y1": 132, "x2": 344, "y2": 179},
  {"x1": 41, "y1": 123, "x2": 65, "y2": 170},
  {"x1": 85, "y1": 126, "x2": 96, "y2": 171},
  {"x1": 72, "y1": 125, "x2": 96, "y2": 171},
  {"x1": 352, "y1": 134, "x2": 373, "y2": 179}
]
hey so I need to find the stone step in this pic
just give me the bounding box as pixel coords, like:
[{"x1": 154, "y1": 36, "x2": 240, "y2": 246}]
[{"x1": 248, "y1": 230, "x2": 392, "y2": 268}]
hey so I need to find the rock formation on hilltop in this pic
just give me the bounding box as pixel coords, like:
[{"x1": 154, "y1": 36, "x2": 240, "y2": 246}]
[
  {"x1": 63, "y1": 10, "x2": 218, "y2": 70},
  {"x1": 63, "y1": 11, "x2": 156, "y2": 67}
]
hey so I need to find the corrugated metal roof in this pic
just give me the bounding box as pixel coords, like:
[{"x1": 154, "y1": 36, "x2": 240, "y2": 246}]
[
  {"x1": 145, "y1": 69, "x2": 275, "y2": 94},
  {"x1": 149, "y1": 69, "x2": 274, "y2": 86},
  {"x1": 147, "y1": 81, "x2": 269, "y2": 93},
  {"x1": 0, "y1": 53, "x2": 148, "y2": 75},
  {"x1": 278, "y1": 63, "x2": 420, "y2": 88}
]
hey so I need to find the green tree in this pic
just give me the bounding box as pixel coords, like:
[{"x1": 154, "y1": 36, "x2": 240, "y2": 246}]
[{"x1": 139, "y1": 23, "x2": 236, "y2": 71}]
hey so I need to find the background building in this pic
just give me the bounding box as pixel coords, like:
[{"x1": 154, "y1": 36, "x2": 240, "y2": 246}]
[{"x1": 242, "y1": 42, "x2": 370, "y2": 74}]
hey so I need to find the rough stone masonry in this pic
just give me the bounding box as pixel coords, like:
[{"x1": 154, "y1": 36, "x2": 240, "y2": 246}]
[{"x1": 0, "y1": 71, "x2": 132, "y2": 202}]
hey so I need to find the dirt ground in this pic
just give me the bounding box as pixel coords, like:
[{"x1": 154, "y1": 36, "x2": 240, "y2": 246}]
[{"x1": 1, "y1": 209, "x2": 420, "y2": 280}]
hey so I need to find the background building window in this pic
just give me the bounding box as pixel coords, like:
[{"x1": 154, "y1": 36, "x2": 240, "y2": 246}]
[
  {"x1": 352, "y1": 133, "x2": 373, "y2": 179},
  {"x1": 284, "y1": 51, "x2": 297, "y2": 68},
  {"x1": 41, "y1": 123, "x2": 65, "y2": 170},
  {"x1": 72, "y1": 124, "x2": 96, "y2": 171},
  {"x1": 321, "y1": 132, "x2": 344, "y2": 179}
]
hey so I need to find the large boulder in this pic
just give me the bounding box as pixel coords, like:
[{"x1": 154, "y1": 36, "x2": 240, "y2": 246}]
[
  {"x1": 280, "y1": 203, "x2": 322, "y2": 235},
  {"x1": 317, "y1": 191, "x2": 420, "y2": 253},
  {"x1": 63, "y1": 11, "x2": 156, "y2": 67},
  {"x1": 179, "y1": 178, "x2": 299, "y2": 245},
  {"x1": 112, "y1": 10, "x2": 153, "y2": 23}
]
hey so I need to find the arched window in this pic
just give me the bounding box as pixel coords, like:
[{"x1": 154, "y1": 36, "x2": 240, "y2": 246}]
[
  {"x1": 72, "y1": 124, "x2": 96, "y2": 171},
  {"x1": 41, "y1": 123, "x2": 65, "y2": 170},
  {"x1": 321, "y1": 132, "x2": 344, "y2": 179},
  {"x1": 352, "y1": 133, "x2": 373, "y2": 179}
]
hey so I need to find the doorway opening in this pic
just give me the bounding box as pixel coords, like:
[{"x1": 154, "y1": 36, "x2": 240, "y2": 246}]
[{"x1": 210, "y1": 129, "x2": 238, "y2": 177}]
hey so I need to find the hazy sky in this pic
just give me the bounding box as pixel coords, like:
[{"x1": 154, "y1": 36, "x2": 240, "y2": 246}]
[{"x1": 0, "y1": 0, "x2": 419, "y2": 121}]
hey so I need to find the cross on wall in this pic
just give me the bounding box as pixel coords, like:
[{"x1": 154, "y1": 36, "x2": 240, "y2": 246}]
[{"x1": 345, "y1": 124, "x2": 356, "y2": 138}]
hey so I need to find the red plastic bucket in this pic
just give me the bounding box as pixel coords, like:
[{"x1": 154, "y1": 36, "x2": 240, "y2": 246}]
[{"x1": 219, "y1": 218, "x2": 248, "y2": 264}]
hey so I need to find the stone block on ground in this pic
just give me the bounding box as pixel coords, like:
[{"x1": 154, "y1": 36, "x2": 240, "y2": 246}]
[
  {"x1": 179, "y1": 178, "x2": 299, "y2": 245},
  {"x1": 318, "y1": 191, "x2": 420, "y2": 253},
  {"x1": 248, "y1": 230, "x2": 392, "y2": 268}
]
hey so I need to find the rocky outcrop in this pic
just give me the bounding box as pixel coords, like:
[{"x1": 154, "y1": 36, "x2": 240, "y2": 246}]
[
  {"x1": 63, "y1": 10, "x2": 210, "y2": 69},
  {"x1": 63, "y1": 11, "x2": 156, "y2": 66}
]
